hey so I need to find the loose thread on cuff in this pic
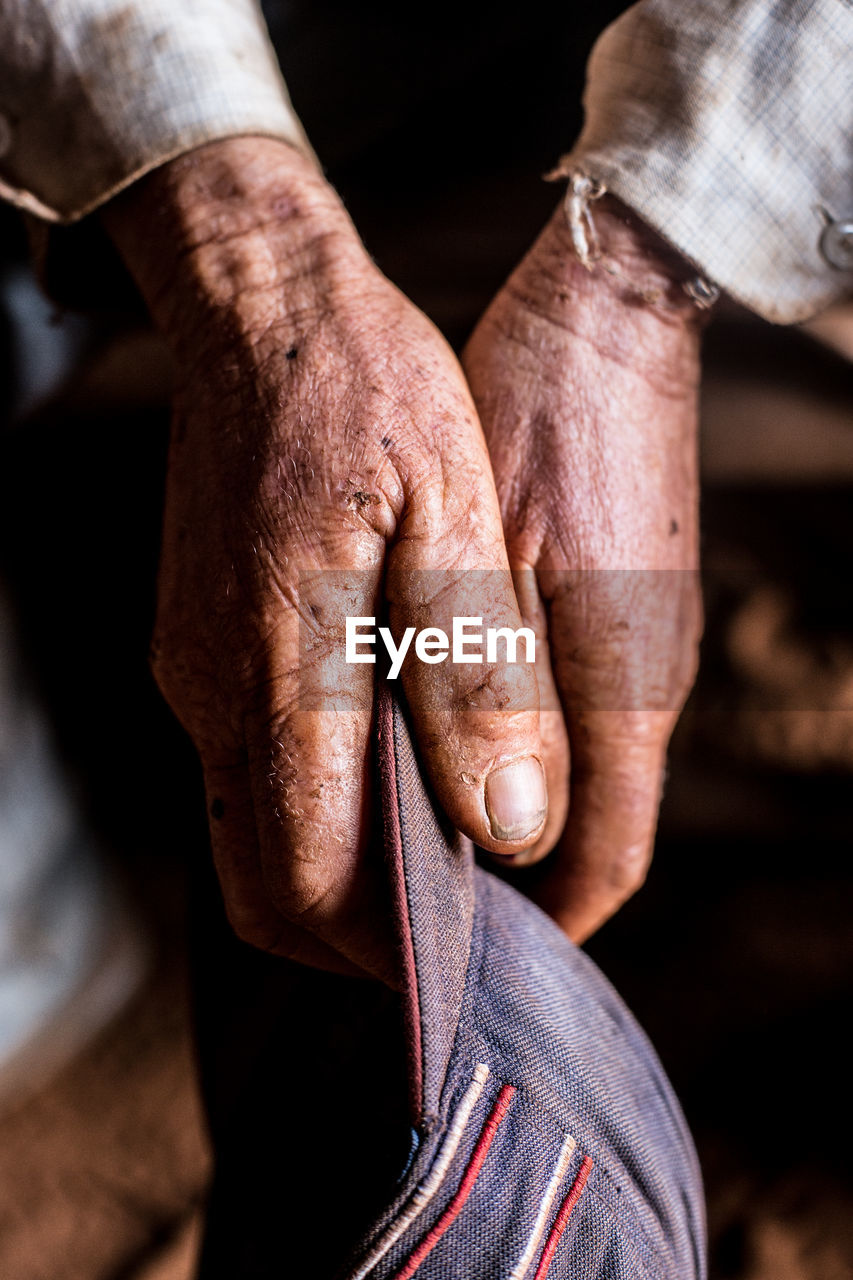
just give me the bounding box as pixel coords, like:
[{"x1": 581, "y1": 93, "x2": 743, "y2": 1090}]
[{"x1": 545, "y1": 159, "x2": 720, "y2": 313}]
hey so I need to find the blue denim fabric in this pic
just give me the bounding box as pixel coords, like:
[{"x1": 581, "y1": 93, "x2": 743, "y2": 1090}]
[
  {"x1": 194, "y1": 691, "x2": 704, "y2": 1280},
  {"x1": 339, "y1": 694, "x2": 705, "y2": 1280}
]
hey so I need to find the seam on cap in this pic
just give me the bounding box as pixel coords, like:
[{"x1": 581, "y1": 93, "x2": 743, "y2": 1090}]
[
  {"x1": 389, "y1": 1081, "x2": 517, "y2": 1280},
  {"x1": 530, "y1": 1155, "x2": 595, "y2": 1280},
  {"x1": 346, "y1": 1063, "x2": 492, "y2": 1280},
  {"x1": 506, "y1": 1132, "x2": 578, "y2": 1280}
]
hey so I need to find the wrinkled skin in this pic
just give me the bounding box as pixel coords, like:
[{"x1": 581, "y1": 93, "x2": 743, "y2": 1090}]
[
  {"x1": 104, "y1": 139, "x2": 545, "y2": 982},
  {"x1": 464, "y1": 201, "x2": 705, "y2": 940},
  {"x1": 104, "y1": 137, "x2": 704, "y2": 974}
]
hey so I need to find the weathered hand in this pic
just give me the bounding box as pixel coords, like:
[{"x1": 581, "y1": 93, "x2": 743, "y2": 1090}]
[
  {"x1": 463, "y1": 197, "x2": 706, "y2": 942},
  {"x1": 103, "y1": 139, "x2": 545, "y2": 981}
]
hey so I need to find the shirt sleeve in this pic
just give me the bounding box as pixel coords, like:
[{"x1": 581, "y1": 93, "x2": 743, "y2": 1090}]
[
  {"x1": 566, "y1": 0, "x2": 853, "y2": 323},
  {"x1": 0, "y1": 0, "x2": 314, "y2": 225}
]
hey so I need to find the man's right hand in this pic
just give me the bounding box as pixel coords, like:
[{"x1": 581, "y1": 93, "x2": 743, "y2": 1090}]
[{"x1": 102, "y1": 138, "x2": 546, "y2": 982}]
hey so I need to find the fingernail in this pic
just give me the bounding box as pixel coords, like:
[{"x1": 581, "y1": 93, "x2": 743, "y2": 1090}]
[{"x1": 485, "y1": 758, "x2": 547, "y2": 842}]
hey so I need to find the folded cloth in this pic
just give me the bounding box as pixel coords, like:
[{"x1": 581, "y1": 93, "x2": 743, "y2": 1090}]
[{"x1": 196, "y1": 685, "x2": 705, "y2": 1279}]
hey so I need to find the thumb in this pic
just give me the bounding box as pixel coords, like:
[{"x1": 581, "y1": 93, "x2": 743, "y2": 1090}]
[{"x1": 386, "y1": 439, "x2": 547, "y2": 855}]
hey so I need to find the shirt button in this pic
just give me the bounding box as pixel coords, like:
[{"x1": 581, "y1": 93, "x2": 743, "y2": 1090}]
[
  {"x1": 820, "y1": 218, "x2": 853, "y2": 271},
  {"x1": 0, "y1": 113, "x2": 12, "y2": 159}
]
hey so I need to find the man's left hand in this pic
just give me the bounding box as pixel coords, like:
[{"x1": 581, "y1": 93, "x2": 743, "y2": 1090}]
[{"x1": 463, "y1": 196, "x2": 707, "y2": 941}]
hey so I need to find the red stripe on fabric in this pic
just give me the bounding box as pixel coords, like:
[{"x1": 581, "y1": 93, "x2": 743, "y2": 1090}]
[
  {"x1": 377, "y1": 685, "x2": 423, "y2": 1122},
  {"x1": 531, "y1": 1155, "x2": 594, "y2": 1280},
  {"x1": 390, "y1": 1083, "x2": 517, "y2": 1280}
]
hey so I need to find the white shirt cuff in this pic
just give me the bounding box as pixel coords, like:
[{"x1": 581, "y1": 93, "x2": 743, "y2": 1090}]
[
  {"x1": 0, "y1": 0, "x2": 315, "y2": 225},
  {"x1": 567, "y1": 0, "x2": 853, "y2": 324}
]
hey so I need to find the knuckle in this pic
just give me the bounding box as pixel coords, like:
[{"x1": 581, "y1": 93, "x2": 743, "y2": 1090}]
[
  {"x1": 336, "y1": 462, "x2": 404, "y2": 537},
  {"x1": 224, "y1": 903, "x2": 264, "y2": 948},
  {"x1": 264, "y1": 858, "x2": 335, "y2": 925},
  {"x1": 224, "y1": 902, "x2": 292, "y2": 957},
  {"x1": 149, "y1": 628, "x2": 243, "y2": 748},
  {"x1": 607, "y1": 841, "x2": 651, "y2": 897},
  {"x1": 147, "y1": 635, "x2": 184, "y2": 705},
  {"x1": 454, "y1": 661, "x2": 538, "y2": 716}
]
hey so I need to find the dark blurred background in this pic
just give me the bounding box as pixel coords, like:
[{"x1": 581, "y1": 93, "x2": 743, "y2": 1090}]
[{"x1": 0, "y1": 4, "x2": 851, "y2": 1276}]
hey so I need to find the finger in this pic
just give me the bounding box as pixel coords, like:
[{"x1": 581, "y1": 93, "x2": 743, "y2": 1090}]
[
  {"x1": 201, "y1": 759, "x2": 368, "y2": 975},
  {"x1": 531, "y1": 711, "x2": 670, "y2": 942},
  {"x1": 499, "y1": 565, "x2": 570, "y2": 865},
  {"x1": 385, "y1": 425, "x2": 547, "y2": 856},
  {"x1": 240, "y1": 555, "x2": 398, "y2": 983},
  {"x1": 532, "y1": 568, "x2": 700, "y2": 941}
]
